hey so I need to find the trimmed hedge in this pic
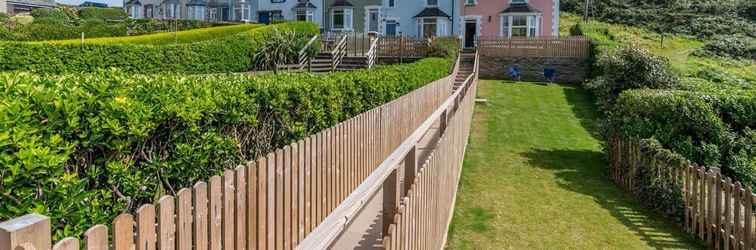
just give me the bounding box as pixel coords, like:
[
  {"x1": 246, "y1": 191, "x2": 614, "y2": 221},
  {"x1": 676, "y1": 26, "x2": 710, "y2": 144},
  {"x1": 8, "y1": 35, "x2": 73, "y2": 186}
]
[
  {"x1": 0, "y1": 57, "x2": 453, "y2": 240},
  {"x1": 0, "y1": 22, "x2": 318, "y2": 74},
  {"x1": 78, "y1": 7, "x2": 128, "y2": 20},
  {"x1": 47, "y1": 23, "x2": 260, "y2": 45}
]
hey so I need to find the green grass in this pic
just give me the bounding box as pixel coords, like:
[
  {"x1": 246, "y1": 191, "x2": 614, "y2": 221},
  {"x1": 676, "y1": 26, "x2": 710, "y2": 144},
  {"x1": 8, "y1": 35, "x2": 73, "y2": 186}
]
[
  {"x1": 45, "y1": 23, "x2": 260, "y2": 45},
  {"x1": 562, "y1": 13, "x2": 756, "y2": 84},
  {"x1": 447, "y1": 80, "x2": 703, "y2": 249}
]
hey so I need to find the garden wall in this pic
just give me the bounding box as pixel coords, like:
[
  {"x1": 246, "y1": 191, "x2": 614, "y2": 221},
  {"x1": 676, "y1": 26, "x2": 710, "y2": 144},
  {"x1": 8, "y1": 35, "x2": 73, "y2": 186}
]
[{"x1": 478, "y1": 56, "x2": 589, "y2": 83}]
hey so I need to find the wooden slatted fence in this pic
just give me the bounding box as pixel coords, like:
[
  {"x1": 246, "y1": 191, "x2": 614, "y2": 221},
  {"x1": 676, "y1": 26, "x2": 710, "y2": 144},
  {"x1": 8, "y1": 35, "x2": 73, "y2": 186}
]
[
  {"x1": 0, "y1": 54, "x2": 464, "y2": 250},
  {"x1": 377, "y1": 36, "x2": 430, "y2": 59},
  {"x1": 478, "y1": 36, "x2": 590, "y2": 59},
  {"x1": 611, "y1": 137, "x2": 756, "y2": 250}
]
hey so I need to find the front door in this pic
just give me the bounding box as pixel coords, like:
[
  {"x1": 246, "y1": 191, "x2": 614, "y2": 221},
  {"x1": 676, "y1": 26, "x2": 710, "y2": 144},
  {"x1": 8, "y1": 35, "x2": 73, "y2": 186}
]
[
  {"x1": 367, "y1": 9, "x2": 379, "y2": 33},
  {"x1": 464, "y1": 21, "x2": 476, "y2": 48}
]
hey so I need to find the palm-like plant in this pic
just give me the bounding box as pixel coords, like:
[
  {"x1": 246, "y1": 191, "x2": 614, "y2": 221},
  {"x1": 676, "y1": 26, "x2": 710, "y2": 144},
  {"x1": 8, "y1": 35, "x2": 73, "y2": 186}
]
[{"x1": 252, "y1": 28, "x2": 310, "y2": 73}]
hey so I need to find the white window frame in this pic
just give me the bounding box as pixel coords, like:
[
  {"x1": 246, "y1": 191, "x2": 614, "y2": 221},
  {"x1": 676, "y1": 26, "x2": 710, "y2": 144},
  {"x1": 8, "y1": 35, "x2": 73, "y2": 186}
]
[
  {"x1": 130, "y1": 5, "x2": 141, "y2": 18},
  {"x1": 418, "y1": 17, "x2": 441, "y2": 38},
  {"x1": 295, "y1": 8, "x2": 313, "y2": 22},
  {"x1": 387, "y1": 0, "x2": 395, "y2": 8},
  {"x1": 331, "y1": 8, "x2": 353, "y2": 31},
  {"x1": 499, "y1": 13, "x2": 540, "y2": 38},
  {"x1": 384, "y1": 17, "x2": 400, "y2": 36}
]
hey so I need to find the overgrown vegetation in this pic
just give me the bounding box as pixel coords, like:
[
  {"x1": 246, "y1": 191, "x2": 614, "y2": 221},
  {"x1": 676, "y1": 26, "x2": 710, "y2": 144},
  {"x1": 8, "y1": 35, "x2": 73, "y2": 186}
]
[
  {"x1": 0, "y1": 7, "x2": 231, "y2": 41},
  {"x1": 0, "y1": 22, "x2": 317, "y2": 74},
  {"x1": 251, "y1": 28, "x2": 318, "y2": 72},
  {"x1": 568, "y1": 12, "x2": 756, "y2": 189},
  {"x1": 0, "y1": 57, "x2": 453, "y2": 240},
  {"x1": 47, "y1": 23, "x2": 259, "y2": 45},
  {"x1": 562, "y1": 0, "x2": 755, "y2": 39}
]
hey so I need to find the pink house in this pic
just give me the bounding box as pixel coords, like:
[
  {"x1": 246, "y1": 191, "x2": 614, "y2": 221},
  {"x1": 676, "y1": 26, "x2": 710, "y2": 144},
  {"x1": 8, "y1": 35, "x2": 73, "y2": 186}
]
[{"x1": 460, "y1": 0, "x2": 560, "y2": 48}]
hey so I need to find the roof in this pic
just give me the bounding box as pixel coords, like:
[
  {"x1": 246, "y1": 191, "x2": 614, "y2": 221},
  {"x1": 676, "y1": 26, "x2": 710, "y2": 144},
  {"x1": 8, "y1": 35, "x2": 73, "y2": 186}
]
[
  {"x1": 293, "y1": 1, "x2": 316, "y2": 9},
  {"x1": 330, "y1": 0, "x2": 352, "y2": 7},
  {"x1": 501, "y1": 3, "x2": 542, "y2": 13},
  {"x1": 186, "y1": 0, "x2": 206, "y2": 6},
  {"x1": 124, "y1": 0, "x2": 141, "y2": 5},
  {"x1": 414, "y1": 7, "x2": 450, "y2": 18}
]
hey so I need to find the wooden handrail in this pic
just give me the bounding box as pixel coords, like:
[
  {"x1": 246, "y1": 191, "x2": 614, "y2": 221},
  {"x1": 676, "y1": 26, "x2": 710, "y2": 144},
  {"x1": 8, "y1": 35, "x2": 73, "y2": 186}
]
[
  {"x1": 297, "y1": 35, "x2": 319, "y2": 69},
  {"x1": 297, "y1": 52, "x2": 477, "y2": 249},
  {"x1": 366, "y1": 36, "x2": 380, "y2": 69},
  {"x1": 331, "y1": 34, "x2": 348, "y2": 72}
]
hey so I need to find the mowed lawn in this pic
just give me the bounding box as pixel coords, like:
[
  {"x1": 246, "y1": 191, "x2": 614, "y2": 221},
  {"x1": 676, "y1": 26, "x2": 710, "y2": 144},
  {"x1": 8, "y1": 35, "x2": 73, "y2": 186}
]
[{"x1": 446, "y1": 80, "x2": 703, "y2": 249}]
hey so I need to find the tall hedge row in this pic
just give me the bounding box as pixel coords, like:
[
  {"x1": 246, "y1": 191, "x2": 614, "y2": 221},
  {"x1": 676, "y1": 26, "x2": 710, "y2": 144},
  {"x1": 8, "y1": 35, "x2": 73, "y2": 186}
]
[
  {"x1": 0, "y1": 22, "x2": 318, "y2": 74},
  {"x1": 0, "y1": 57, "x2": 453, "y2": 240},
  {"x1": 47, "y1": 23, "x2": 260, "y2": 45}
]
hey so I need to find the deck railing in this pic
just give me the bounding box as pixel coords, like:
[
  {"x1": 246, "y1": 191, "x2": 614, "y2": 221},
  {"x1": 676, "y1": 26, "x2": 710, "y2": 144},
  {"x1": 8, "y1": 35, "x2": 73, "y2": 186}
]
[
  {"x1": 478, "y1": 36, "x2": 591, "y2": 58},
  {"x1": 0, "y1": 52, "x2": 473, "y2": 250}
]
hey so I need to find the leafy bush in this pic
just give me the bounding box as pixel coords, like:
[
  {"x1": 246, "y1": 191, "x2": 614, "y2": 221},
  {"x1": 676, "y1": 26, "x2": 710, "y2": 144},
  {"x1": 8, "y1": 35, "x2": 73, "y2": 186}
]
[
  {"x1": 693, "y1": 35, "x2": 756, "y2": 60},
  {"x1": 78, "y1": 7, "x2": 128, "y2": 20},
  {"x1": 610, "y1": 89, "x2": 756, "y2": 188},
  {"x1": 124, "y1": 19, "x2": 230, "y2": 36},
  {"x1": 0, "y1": 22, "x2": 317, "y2": 74},
  {"x1": 426, "y1": 37, "x2": 459, "y2": 59},
  {"x1": 585, "y1": 46, "x2": 678, "y2": 111},
  {"x1": 0, "y1": 57, "x2": 453, "y2": 240},
  {"x1": 48, "y1": 23, "x2": 258, "y2": 45},
  {"x1": 30, "y1": 8, "x2": 74, "y2": 22}
]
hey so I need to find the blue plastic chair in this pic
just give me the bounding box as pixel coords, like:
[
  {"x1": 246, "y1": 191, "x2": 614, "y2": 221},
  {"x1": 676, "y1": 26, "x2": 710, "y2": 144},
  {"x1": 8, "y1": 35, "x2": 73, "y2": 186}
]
[
  {"x1": 544, "y1": 68, "x2": 556, "y2": 82},
  {"x1": 508, "y1": 66, "x2": 521, "y2": 81}
]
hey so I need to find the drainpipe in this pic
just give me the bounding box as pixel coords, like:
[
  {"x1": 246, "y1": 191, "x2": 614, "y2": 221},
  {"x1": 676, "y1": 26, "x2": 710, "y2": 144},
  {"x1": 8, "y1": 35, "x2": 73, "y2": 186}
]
[{"x1": 450, "y1": 0, "x2": 455, "y2": 35}]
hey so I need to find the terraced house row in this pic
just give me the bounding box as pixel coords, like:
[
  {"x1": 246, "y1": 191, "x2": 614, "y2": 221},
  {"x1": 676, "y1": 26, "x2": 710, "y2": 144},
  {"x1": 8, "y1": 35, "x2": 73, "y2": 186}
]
[{"x1": 124, "y1": 0, "x2": 559, "y2": 40}]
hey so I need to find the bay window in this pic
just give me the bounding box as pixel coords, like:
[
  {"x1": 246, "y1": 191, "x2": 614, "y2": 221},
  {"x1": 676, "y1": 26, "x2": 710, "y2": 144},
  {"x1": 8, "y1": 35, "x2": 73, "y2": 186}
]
[
  {"x1": 500, "y1": 14, "x2": 540, "y2": 38},
  {"x1": 417, "y1": 17, "x2": 447, "y2": 38},
  {"x1": 296, "y1": 9, "x2": 313, "y2": 21}
]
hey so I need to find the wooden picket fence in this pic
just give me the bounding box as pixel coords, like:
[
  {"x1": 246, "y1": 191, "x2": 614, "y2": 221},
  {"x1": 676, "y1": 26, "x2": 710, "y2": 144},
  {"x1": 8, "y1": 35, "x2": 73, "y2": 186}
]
[
  {"x1": 377, "y1": 36, "x2": 430, "y2": 59},
  {"x1": 382, "y1": 51, "x2": 478, "y2": 250},
  {"x1": 478, "y1": 36, "x2": 590, "y2": 59},
  {"x1": 611, "y1": 136, "x2": 756, "y2": 250},
  {"x1": 0, "y1": 54, "x2": 468, "y2": 250}
]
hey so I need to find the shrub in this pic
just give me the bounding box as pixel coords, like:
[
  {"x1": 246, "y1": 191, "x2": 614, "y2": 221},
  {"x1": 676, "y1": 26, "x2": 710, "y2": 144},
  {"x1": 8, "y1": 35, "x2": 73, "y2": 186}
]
[
  {"x1": 611, "y1": 89, "x2": 756, "y2": 189},
  {"x1": 30, "y1": 8, "x2": 74, "y2": 22},
  {"x1": 0, "y1": 22, "x2": 318, "y2": 74},
  {"x1": 78, "y1": 7, "x2": 128, "y2": 20},
  {"x1": 693, "y1": 35, "x2": 756, "y2": 60},
  {"x1": 585, "y1": 46, "x2": 678, "y2": 111},
  {"x1": 125, "y1": 19, "x2": 229, "y2": 36},
  {"x1": 0, "y1": 57, "x2": 453, "y2": 240},
  {"x1": 426, "y1": 37, "x2": 459, "y2": 59},
  {"x1": 48, "y1": 23, "x2": 259, "y2": 45}
]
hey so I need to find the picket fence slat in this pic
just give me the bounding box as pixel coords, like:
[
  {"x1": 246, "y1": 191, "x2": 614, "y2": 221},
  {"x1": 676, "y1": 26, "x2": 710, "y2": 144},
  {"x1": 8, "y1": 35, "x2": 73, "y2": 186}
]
[
  {"x1": 194, "y1": 182, "x2": 209, "y2": 250},
  {"x1": 53, "y1": 237, "x2": 78, "y2": 250},
  {"x1": 113, "y1": 214, "x2": 134, "y2": 250},
  {"x1": 84, "y1": 224, "x2": 108, "y2": 250},
  {"x1": 136, "y1": 204, "x2": 156, "y2": 250}
]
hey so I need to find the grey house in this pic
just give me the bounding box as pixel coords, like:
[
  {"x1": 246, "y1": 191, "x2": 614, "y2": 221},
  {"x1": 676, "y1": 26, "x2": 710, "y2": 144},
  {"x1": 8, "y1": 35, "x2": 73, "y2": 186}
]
[{"x1": 1, "y1": 0, "x2": 56, "y2": 15}]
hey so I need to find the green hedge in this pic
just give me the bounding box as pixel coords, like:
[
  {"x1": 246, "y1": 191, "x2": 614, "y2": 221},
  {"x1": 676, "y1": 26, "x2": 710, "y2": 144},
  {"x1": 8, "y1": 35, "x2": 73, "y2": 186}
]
[
  {"x1": 78, "y1": 7, "x2": 128, "y2": 20},
  {"x1": 610, "y1": 89, "x2": 756, "y2": 188},
  {"x1": 0, "y1": 22, "x2": 318, "y2": 74},
  {"x1": 47, "y1": 23, "x2": 260, "y2": 45},
  {"x1": 0, "y1": 57, "x2": 452, "y2": 240}
]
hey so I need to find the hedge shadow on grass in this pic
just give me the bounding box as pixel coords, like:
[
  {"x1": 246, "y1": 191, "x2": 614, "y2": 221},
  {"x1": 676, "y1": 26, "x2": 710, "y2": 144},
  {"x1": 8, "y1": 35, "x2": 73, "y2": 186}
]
[{"x1": 521, "y1": 149, "x2": 703, "y2": 250}]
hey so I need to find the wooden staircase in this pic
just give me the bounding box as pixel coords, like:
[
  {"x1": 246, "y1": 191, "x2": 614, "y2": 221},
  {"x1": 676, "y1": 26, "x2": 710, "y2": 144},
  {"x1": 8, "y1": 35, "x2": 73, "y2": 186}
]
[{"x1": 454, "y1": 50, "x2": 476, "y2": 91}]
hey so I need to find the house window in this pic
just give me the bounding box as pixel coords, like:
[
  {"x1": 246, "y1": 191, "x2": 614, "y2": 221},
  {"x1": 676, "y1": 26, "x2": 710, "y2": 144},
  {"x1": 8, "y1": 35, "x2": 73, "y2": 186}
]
[
  {"x1": 465, "y1": 0, "x2": 475, "y2": 5},
  {"x1": 166, "y1": 4, "x2": 179, "y2": 19},
  {"x1": 144, "y1": 5, "x2": 153, "y2": 18},
  {"x1": 388, "y1": 0, "x2": 394, "y2": 7},
  {"x1": 500, "y1": 15, "x2": 539, "y2": 38},
  {"x1": 511, "y1": 0, "x2": 527, "y2": 3},
  {"x1": 296, "y1": 9, "x2": 313, "y2": 21},
  {"x1": 271, "y1": 0, "x2": 284, "y2": 3},
  {"x1": 271, "y1": 10, "x2": 284, "y2": 20},
  {"x1": 421, "y1": 18, "x2": 436, "y2": 38},
  {"x1": 331, "y1": 8, "x2": 352, "y2": 30},
  {"x1": 426, "y1": 0, "x2": 437, "y2": 6},
  {"x1": 385, "y1": 20, "x2": 398, "y2": 35},
  {"x1": 188, "y1": 6, "x2": 205, "y2": 20}
]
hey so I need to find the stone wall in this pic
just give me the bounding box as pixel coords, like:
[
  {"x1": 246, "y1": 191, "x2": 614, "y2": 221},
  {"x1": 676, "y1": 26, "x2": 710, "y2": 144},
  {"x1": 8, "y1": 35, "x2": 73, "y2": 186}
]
[{"x1": 478, "y1": 56, "x2": 589, "y2": 84}]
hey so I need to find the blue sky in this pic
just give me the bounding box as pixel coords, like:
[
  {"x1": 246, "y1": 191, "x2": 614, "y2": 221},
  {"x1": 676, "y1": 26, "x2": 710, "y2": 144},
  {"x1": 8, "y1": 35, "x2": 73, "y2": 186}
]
[{"x1": 58, "y1": 0, "x2": 123, "y2": 7}]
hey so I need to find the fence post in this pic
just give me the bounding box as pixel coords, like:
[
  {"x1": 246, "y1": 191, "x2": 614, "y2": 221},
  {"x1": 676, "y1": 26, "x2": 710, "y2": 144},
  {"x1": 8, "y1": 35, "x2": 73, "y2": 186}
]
[
  {"x1": 404, "y1": 146, "x2": 417, "y2": 196},
  {"x1": 382, "y1": 169, "x2": 400, "y2": 236},
  {"x1": 0, "y1": 213, "x2": 52, "y2": 250}
]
